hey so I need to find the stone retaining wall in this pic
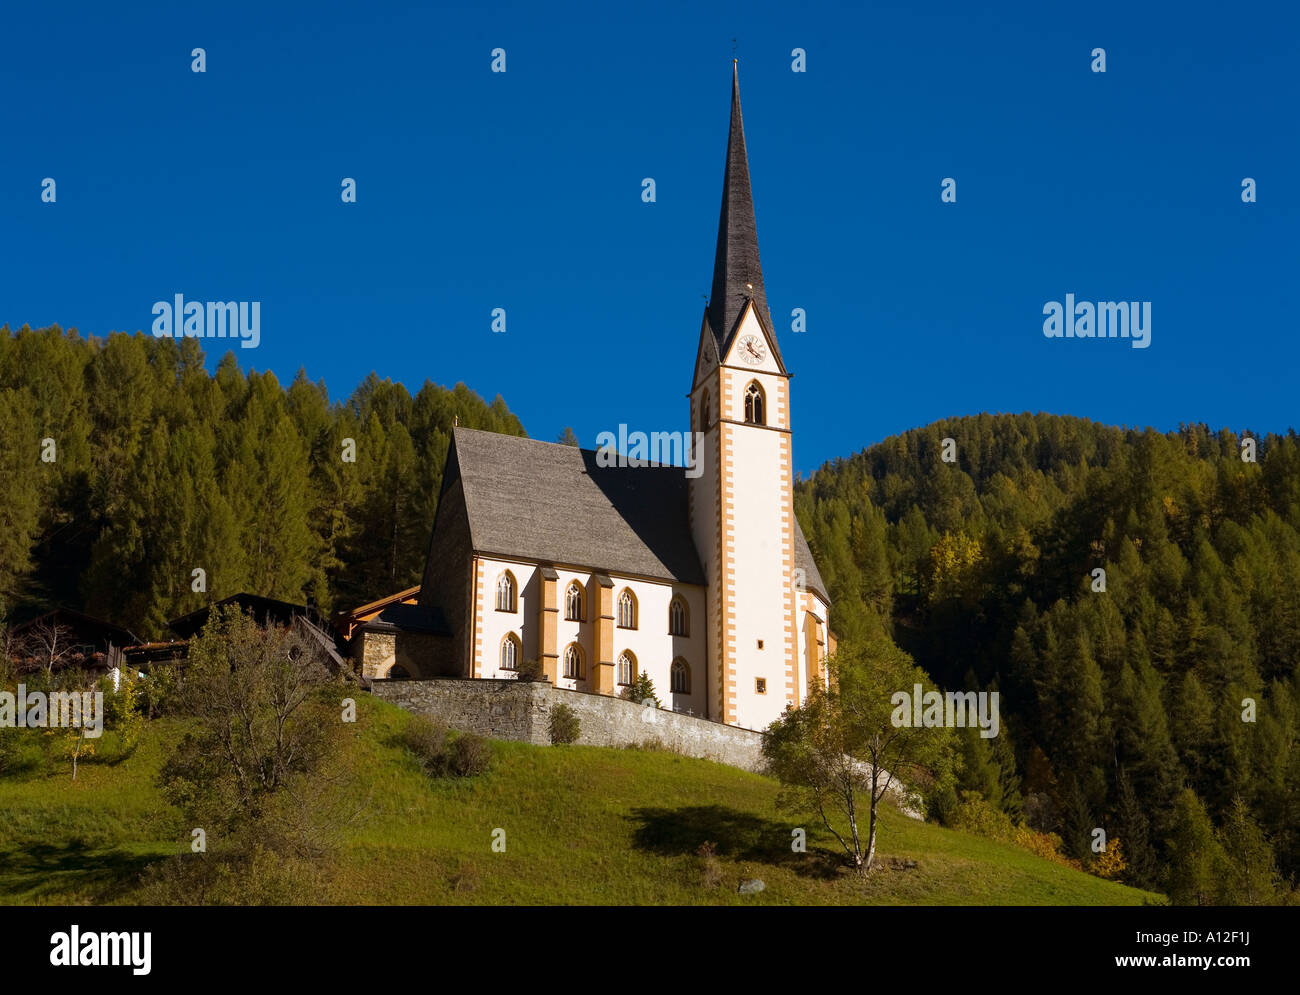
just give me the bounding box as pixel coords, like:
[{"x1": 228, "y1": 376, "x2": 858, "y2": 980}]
[
  {"x1": 369, "y1": 677, "x2": 765, "y2": 771},
  {"x1": 369, "y1": 677, "x2": 922, "y2": 817}
]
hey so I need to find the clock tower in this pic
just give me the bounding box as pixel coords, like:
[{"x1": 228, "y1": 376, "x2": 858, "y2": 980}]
[{"x1": 688, "y1": 62, "x2": 799, "y2": 730}]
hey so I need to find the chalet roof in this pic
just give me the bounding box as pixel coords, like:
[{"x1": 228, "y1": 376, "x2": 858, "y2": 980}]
[
  {"x1": 10, "y1": 607, "x2": 138, "y2": 646},
  {"x1": 167, "y1": 593, "x2": 309, "y2": 640},
  {"x1": 706, "y1": 62, "x2": 785, "y2": 371},
  {"x1": 446, "y1": 427, "x2": 829, "y2": 600},
  {"x1": 334, "y1": 585, "x2": 424, "y2": 640},
  {"x1": 338, "y1": 585, "x2": 422, "y2": 620},
  {"x1": 358, "y1": 603, "x2": 450, "y2": 637}
]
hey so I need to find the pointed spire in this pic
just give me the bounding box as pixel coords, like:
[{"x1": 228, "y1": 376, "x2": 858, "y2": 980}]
[{"x1": 706, "y1": 61, "x2": 776, "y2": 360}]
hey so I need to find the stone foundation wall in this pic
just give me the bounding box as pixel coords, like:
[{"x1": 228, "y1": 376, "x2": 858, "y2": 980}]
[
  {"x1": 360, "y1": 632, "x2": 397, "y2": 679},
  {"x1": 357, "y1": 631, "x2": 460, "y2": 680},
  {"x1": 369, "y1": 678, "x2": 765, "y2": 771},
  {"x1": 371, "y1": 678, "x2": 550, "y2": 744}
]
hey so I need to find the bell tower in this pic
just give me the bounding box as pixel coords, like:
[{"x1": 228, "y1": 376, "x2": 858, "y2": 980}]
[{"x1": 688, "y1": 62, "x2": 798, "y2": 730}]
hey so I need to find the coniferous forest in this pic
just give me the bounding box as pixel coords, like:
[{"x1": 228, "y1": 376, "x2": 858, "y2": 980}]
[
  {"x1": 0, "y1": 325, "x2": 525, "y2": 634},
  {"x1": 796, "y1": 412, "x2": 1300, "y2": 901},
  {"x1": 3, "y1": 324, "x2": 1298, "y2": 902}
]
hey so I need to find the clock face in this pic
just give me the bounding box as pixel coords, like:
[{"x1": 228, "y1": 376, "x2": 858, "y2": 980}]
[{"x1": 738, "y1": 334, "x2": 767, "y2": 366}]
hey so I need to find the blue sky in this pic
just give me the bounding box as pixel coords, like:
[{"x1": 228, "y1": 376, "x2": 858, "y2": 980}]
[{"x1": 2, "y1": 0, "x2": 1296, "y2": 474}]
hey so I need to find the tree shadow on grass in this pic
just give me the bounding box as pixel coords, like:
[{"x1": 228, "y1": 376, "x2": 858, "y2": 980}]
[
  {"x1": 0, "y1": 841, "x2": 161, "y2": 903},
  {"x1": 627, "y1": 805, "x2": 844, "y2": 880}
]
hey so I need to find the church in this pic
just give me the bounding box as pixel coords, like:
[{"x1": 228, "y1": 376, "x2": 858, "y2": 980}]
[{"x1": 382, "y1": 64, "x2": 833, "y2": 732}]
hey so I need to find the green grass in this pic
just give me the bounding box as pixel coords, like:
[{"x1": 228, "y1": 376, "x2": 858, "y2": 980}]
[{"x1": 0, "y1": 696, "x2": 1163, "y2": 905}]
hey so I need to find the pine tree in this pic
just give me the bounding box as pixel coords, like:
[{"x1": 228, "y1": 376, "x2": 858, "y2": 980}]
[
  {"x1": 1165, "y1": 789, "x2": 1230, "y2": 906},
  {"x1": 1116, "y1": 768, "x2": 1158, "y2": 889},
  {"x1": 1216, "y1": 795, "x2": 1282, "y2": 905},
  {"x1": 0, "y1": 390, "x2": 42, "y2": 608}
]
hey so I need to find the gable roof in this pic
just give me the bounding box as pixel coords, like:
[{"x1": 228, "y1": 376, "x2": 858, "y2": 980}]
[
  {"x1": 358, "y1": 603, "x2": 450, "y2": 637},
  {"x1": 10, "y1": 607, "x2": 138, "y2": 647},
  {"x1": 445, "y1": 427, "x2": 829, "y2": 601},
  {"x1": 167, "y1": 593, "x2": 308, "y2": 640},
  {"x1": 705, "y1": 62, "x2": 785, "y2": 372},
  {"x1": 339, "y1": 585, "x2": 422, "y2": 620},
  {"x1": 450, "y1": 428, "x2": 704, "y2": 585}
]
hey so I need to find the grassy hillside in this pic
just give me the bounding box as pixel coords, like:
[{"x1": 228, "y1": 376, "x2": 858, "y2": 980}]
[{"x1": 0, "y1": 696, "x2": 1160, "y2": 905}]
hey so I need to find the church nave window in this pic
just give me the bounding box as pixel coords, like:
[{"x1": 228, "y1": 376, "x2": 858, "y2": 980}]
[
  {"x1": 668, "y1": 596, "x2": 689, "y2": 636},
  {"x1": 617, "y1": 651, "x2": 636, "y2": 687},
  {"x1": 500, "y1": 633, "x2": 520, "y2": 671},
  {"x1": 670, "y1": 658, "x2": 690, "y2": 694},
  {"x1": 496, "y1": 571, "x2": 517, "y2": 612},
  {"x1": 744, "y1": 381, "x2": 765, "y2": 426},
  {"x1": 563, "y1": 643, "x2": 584, "y2": 680},
  {"x1": 617, "y1": 589, "x2": 637, "y2": 629},
  {"x1": 565, "y1": 583, "x2": 583, "y2": 621}
]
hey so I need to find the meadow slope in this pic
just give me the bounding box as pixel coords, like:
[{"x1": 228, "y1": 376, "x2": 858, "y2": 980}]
[{"x1": 0, "y1": 696, "x2": 1161, "y2": 906}]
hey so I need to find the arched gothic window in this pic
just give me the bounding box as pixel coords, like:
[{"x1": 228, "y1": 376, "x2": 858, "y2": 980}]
[
  {"x1": 563, "y1": 643, "x2": 584, "y2": 679},
  {"x1": 617, "y1": 651, "x2": 636, "y2": 686},
  {"x1": 617, "y1": 589, "x2": 637, "y2": 629},
  {"x1": 496, "y1": 571, "x2": 517, "y2": 612},
  {"x1": 565, "y1": 583, "x2": 583, "y2": 621},
  {"x1": 744, "y1": 381, "x2": 765, "y2": 426},
  {"x1": 500, "y1": 634, "x2": 520, "y2": 671},
  {"x1": 670, "y1": 658, "x2": 690, "y2": 694},
  {"x1": 669, "y1": 597, "x2": 689, "y2": 636},
  {"x1": 699, "y1": 388, "x2": 711, "y2": 431}
]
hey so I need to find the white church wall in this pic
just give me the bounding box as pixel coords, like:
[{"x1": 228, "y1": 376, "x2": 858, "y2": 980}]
[
  {"x1": 724, "y1": 422, "x2": 793, "y2": 730},
  {"x1": 605, "y1": 576, "x2": 707, "y2": 716},
  {"x1": 477, "y1": 556, "x2": 538, "y2": 678},
  {"x1": 475, "y1": 558, "x2": 706, "y2": 715}
]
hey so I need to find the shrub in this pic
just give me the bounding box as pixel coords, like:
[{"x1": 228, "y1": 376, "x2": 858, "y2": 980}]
[
  {"x1": 1012, "y1": 825, "x2": 1081, "y2": 869},
  {"x1": 403, "y1": 718, "x2": 490, "y2": 778},
  {"x1": 549, "y1": 703, "x2": 580, "y2": 744},
  {"x1": 514, "y1": 657, "x2": 545, "y2": 683},
  {"x1": 106, "y1": 668, "x2": 144, "y2": 758},
  {"x1": 449, "y1": 733, "x2": 492, "y2": 777},
  {"x1": 140, "y1": 665, "x2": 178, "y2": 719},
  {"x1": 1094, "y1": 836, "x2": 1127, "y2": 879},
  {"x1": 930, "y1": 783, "x2": 960, "y2": 825},
  {"x1": 403, "y1": 716, "x2": 450, "y2": 774},
  {"x1": 950, "y1": 790, "x2": 1015, "y2": 842}
]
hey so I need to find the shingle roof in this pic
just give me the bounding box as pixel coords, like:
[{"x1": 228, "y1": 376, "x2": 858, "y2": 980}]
[
  {"x1": 451, "y1": 428, "x2": 704, "y2": 584},
  {"x1": 448, "y1": 428, "x2": 829, "y2": 601},
  {"x1": 706, "y1": 62, "x2": 785, "y2": 371}
]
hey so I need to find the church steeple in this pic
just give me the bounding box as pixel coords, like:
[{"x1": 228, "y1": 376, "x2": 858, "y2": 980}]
[
  {"x1": 689, "y1": 62, "x2": 803, "y2": 730},
  {"x1": 706, "y1": 61, "x2": 781, "y2": 366}
]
